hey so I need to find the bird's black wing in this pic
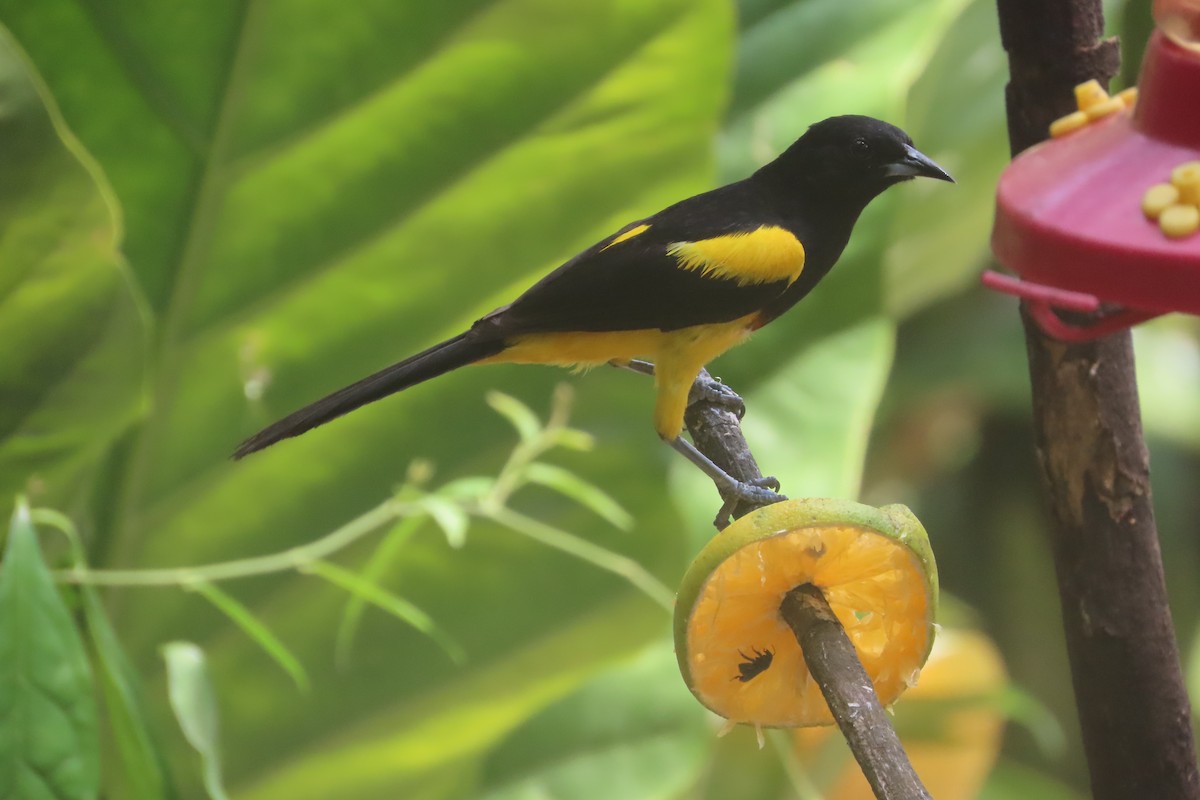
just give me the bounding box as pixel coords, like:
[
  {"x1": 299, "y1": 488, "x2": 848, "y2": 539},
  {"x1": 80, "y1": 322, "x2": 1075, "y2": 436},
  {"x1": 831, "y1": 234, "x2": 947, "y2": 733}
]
[{"x1": 484, "y1": 181, "x2": 802, "y2": 335}]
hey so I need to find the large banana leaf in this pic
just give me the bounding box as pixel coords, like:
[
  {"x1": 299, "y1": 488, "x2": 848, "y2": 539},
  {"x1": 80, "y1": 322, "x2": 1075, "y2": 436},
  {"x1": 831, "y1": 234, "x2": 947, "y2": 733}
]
[
  {"x1": 1, "y1": 1, "x2": 733, "y2": 797},
  {"x1": 0, "y1": 27, "x2": 146, "y2": 512}
]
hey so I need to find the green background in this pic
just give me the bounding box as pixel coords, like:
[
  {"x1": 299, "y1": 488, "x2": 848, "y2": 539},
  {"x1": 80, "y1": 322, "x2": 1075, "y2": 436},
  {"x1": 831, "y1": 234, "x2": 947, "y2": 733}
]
[{"x1": 1, "y1": 0, "x2": 1196, "y2": 798}]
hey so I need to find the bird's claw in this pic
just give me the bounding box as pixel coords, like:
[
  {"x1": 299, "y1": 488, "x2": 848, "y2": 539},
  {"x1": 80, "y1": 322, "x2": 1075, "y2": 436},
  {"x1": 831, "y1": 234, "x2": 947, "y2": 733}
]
[
  {"x1": 689, "y1": 375, "x2": 746, "y2": 419},
  {"x1": 753, "y1": 475, "x2": 782, "y2": 493},
  {"x1": 731, "y1": 476, "x2": 785, "y2": 505},
  {"x1": 715, "y1": 476, "x2": 787, "y2": 529}
]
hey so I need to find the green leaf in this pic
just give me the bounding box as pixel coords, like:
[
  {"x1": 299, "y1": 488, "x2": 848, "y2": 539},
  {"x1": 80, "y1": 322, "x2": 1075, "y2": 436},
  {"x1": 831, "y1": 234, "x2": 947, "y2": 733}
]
[
  {"x1": 302, "y1": 560, "x2": 465, "y2": 665},
  {"x1": 747, "y1": 318, "x2": 895, "y2": 499},
  {"x1": 549, "y1": 427, "x2": 597, "y2": 452},
  {"x1": 523, "y1": 462, "x2": 634, "y2": 531},
  {"x1": 162, "y1": 642, "x2": 231, "y2": 800},
  {"x1": 237, "y1": 594, "x2": 667, "y2": 800},
  {"x1": 729, "y1": 0, "x2": 935, "y2": 119},
  {"x1": 0, "y1": 501, "x2": 99, "y2": 800},
  {"x1": 335, "y1": 514, "x2": 426, "y2": 664},
  {"x1": 980, "y1": 761, "x2": 1088, "y2": 800},
  {"x1": 995, "y1": 684, "x2": 1067, "y2": 757},
  {"x1": 486, "y1": 392, "x2": 543, "y2": 444},
  {"x1": 27, "y1": 509, "x2": 174, "y2": 799},
  {"x1": 477, "y1": 640, "x2": 710, "y2": 799},
  {"x1": 418, "y1": 495, "x2": 471, "y2": 549},
  {"x1": 1133, "y1": 320, "x2": 1200, "y2": 448},
  {"x1": 81, "y1": 586, "x2": 176, "y2": 799},
  {"x1": 693, "y1": 725, "x2": 795, "y2": 800},
  {"x1": 438, "y1": 476, "x2": 498, "y2": 502},
  {"x1": 721, "y1": 0, "x2": 970, "y2": 183},
  {"x1": 883, "y1": 0, "x2": 1012, "y2": 317},
  {"x1": 0, "y1": 25, "x2": 147, "y2": 509},
  {"x1": 190, "y1": 581, "x2": 310, "y2": 692}
]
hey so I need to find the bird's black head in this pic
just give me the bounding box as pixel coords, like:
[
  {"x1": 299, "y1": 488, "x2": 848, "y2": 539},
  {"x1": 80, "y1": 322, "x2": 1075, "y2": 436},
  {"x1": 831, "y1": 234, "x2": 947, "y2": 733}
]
[{"x1": 757, "y1": 115, "x2": 953, "y2": 205}]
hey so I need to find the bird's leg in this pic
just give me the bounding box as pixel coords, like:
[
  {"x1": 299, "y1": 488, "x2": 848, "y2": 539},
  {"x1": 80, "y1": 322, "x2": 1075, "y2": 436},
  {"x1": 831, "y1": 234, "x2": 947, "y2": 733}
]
[
  {"x1": 610, "y1": 358, "x2": 656, "y2": 377},
  {"x1": 669, "y1": 436, "x2": 785, "y2": 507},
  {"x1": 611, "y1": 360, "x2": 782, "y2": 522},
  {"x1": 610, "y1": 360, "x2": 746, "y2": 418}
]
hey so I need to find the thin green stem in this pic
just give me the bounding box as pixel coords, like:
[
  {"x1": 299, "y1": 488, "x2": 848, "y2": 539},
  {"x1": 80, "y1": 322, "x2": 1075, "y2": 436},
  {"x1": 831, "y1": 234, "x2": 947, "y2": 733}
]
[
  {"x1": 54, "y1": 498, "x2": 413, "y2": 586},
  {"x1": 483, "y1": 385, "x2": 577, "y2": 510},
  {"x1": 334, "y1": 511, "x2": 426, "y2": 665},
  {"x1": 482, "y1": 505, "x2": 673, "y2": 610}
]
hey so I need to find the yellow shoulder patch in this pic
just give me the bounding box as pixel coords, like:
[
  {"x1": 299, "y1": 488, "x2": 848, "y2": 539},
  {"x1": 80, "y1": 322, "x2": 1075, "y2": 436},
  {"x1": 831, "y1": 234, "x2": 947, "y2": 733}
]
[
  {"x1": 667, "y1": 226, "x2": 805, "y2": 286},
  {"x1": 600, "y1": 223, "x2": 651, "y2": 251}
]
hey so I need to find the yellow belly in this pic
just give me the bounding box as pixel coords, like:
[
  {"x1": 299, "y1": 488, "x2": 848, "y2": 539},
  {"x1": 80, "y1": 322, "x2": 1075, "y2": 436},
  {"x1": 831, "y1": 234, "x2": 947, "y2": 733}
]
[{"x1": 478, "y1": 314, "x2": 759, "y2": 439}]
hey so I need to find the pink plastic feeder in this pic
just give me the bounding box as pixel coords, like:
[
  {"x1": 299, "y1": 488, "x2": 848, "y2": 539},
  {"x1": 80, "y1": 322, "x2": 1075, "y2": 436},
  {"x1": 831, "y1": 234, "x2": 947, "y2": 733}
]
[{"x1": 987, "y1": 0, "x2": 1200, "y2": 342}]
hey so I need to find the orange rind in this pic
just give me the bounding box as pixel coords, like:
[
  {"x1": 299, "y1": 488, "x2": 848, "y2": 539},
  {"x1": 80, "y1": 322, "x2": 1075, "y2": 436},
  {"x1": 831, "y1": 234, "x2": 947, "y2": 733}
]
[{"x1": 673, "y1": 498, "x2": 938, "y2": 727}]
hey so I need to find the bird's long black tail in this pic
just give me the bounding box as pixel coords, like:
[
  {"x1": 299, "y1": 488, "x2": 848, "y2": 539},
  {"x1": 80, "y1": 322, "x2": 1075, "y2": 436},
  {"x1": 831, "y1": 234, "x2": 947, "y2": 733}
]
[{"x1": 233, "y1": 332, "x2": 506, "y2": 459}]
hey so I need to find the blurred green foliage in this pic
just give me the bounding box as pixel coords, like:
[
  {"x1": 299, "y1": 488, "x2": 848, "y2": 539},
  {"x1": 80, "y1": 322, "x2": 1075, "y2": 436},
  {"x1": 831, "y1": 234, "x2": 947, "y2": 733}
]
[{"x1": 1, "y1": 0, "x2": 1198, "y2": 798}]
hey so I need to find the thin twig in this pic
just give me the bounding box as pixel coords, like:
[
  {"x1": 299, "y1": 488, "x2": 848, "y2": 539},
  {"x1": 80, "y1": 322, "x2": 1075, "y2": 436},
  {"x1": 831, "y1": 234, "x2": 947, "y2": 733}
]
[
  {"x1": 781, "y1": 585, "x2": 931, "y2": 800},
  {"x1": 683, "y1": 368, "x2": 774, "y2": 528}
]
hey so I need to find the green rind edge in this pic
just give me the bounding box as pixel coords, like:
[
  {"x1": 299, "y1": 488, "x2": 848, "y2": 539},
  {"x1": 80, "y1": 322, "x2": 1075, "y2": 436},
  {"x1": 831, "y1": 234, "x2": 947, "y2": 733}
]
[{"x1": 672, "y1": 497, "x2": 939, "y2": 720}]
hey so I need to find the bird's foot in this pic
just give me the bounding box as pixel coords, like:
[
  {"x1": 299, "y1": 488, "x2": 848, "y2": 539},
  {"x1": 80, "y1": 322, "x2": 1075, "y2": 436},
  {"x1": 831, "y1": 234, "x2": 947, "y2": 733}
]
[
  {"x1": 737, "y1": 474, "x2": 782, "y2": 497},
  {"x1": 688, "y1": 374, "x2": 745, "y2": 419},
  {"x1": 669, "y1": 436, "x2": 785, "y2": 527},
  {"x1": 715, "y1": 477, "x2": 787, "y2": 529}
]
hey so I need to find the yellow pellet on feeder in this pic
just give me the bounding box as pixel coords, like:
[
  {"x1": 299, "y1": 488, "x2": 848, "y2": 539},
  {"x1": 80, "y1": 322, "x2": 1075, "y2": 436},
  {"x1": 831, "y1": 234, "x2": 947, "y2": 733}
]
[
  {"x1": 1050, "y1": 111, "x2": 1089, "y2": 138},
  {"x1": 1085, "y1": 97, "x2": 1125, "y2": 121},
  {"x1": 1160, "y1": 204, "x2": 1200, "y2": 238},
  {"x1": 1050, "y1": 79, "x2": 1136, "y2": 137},
  {"x1": 1171, "y1": 161, "x2": 1200, "y2": 205},
  {"x1": 1170, "y1": 161, "x2": 1200, "y2": 185},
  {"x1": 1116, "y1": 86, "x2": 1139, "y2": 108},
  {"x1": 1143, "y1": 160, "x2": 1200, "y2": 238},
  {"x1": 1074, "y1": 79, "x2": 1109, "y2": 109},
  {"x1": 1143, "y1": 183, "x2": 1181, "y2": 218}
]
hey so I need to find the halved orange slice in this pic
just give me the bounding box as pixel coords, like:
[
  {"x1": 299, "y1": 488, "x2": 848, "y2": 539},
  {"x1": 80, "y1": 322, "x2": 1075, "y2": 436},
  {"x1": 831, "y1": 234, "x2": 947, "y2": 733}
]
[{"x1": 674, "y1": 498, "x2": 938, "y2": 727}]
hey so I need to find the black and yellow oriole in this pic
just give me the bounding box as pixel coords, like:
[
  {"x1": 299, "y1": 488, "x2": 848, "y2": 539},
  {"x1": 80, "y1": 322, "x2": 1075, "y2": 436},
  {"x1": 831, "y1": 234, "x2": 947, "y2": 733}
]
[{"x1": 234, "y1": 116, "x2": 951, "y2": 498}]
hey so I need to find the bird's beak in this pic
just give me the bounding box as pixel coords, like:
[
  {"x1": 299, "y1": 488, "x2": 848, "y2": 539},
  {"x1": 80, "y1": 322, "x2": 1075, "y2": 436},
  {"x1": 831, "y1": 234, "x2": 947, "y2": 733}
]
[{"x1": 884, "y1": 144, "x2": 955, "y2": 183}]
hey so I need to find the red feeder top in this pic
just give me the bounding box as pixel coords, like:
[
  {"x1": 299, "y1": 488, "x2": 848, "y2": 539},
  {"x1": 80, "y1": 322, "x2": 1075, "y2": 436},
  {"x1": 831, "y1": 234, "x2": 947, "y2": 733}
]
[{"x1": 990, "y1": 3, "x2": 1200, "y2": 338}]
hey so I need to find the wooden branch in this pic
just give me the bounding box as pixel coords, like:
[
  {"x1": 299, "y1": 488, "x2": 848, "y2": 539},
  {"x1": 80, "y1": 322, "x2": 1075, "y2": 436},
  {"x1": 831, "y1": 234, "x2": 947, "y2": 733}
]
[
  {"x1": 781, "y1": 585, "x2": 932, "y2": 800},
  {"x1": 684, "y1": 369, "x2": 931, "y2": 800},
  {"x1": 683, "y1": 369, "x2": 773, "y2": 528},
  {"x1": 995, "y1": 2, "x2": 1200, "y2": 797}
]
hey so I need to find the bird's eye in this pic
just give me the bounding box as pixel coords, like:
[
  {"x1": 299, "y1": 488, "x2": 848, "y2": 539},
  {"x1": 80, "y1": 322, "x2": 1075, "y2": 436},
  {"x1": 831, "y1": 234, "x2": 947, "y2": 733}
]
[{"x1": 852, "y1": 138, "x2": 871, "y2": 156}]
